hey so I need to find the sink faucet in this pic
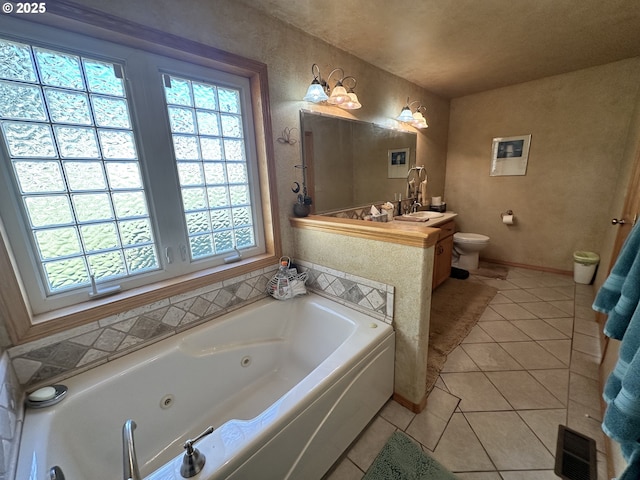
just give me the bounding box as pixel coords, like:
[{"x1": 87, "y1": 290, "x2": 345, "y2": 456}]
[
  {"x1": 123, "y1": 419, "x2": 141, "y2": 480},
  {"x1": 410, "y1": 201, "x2": 422, "y2": 213}
]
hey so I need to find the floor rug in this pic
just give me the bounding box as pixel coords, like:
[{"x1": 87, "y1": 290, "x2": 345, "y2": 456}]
[
  {"x1": 363, "y1": 431, "x2": 458, "y2": 479},
  {"x1": 468, "y1": 261, "x2": 509, "y2": 279},
  {"x1": 426, "y1": 278, "x2": 498, "y2": 392}
]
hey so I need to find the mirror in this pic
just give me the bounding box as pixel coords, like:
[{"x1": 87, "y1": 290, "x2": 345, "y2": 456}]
[{"x1": 300, "y1": 111, "x2": 417, "y2": 214}]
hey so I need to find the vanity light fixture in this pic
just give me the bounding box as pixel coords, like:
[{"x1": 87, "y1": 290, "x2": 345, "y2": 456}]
[
  {"x1": 396, "y1": 98, "x2": 429, "y2": 129},
  {"x1": 303, "y1": 64, "x2": 361, "y2": 109}
]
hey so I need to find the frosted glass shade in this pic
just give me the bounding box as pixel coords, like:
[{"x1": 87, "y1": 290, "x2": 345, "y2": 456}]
[
  {"x1": 327, "y1": 85, "x2": 350, "y2": 105},
  {"x1": 303, "y1": 82, "x2": 328, "y2": 103},
  {"x1": 396, "y1": 106, "x2": 414, "y2": 122},
  {"x1": 341, "y1": 92, "x2": 362, "y2": 110},
  {"x1": 412, "y1": 111, "x2": 428, "y2": 128}
]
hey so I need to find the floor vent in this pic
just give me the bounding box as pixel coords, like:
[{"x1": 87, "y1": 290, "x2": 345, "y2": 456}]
[{"x1": 554, "y1": 424, "x2": 597, "y2": 480}]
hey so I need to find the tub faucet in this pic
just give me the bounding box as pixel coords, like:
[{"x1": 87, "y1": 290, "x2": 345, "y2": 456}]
[
  {"x1": 123, "y1": 419, "x2": 141, "y2": 480},
  {"x1": 50, "y1": 466, "x2": 66, "y2": 480}
]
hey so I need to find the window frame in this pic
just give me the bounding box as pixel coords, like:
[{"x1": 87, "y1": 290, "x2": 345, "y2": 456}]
[{"x1": 0, "y1": 3, "x2": 281, "y2": 344}]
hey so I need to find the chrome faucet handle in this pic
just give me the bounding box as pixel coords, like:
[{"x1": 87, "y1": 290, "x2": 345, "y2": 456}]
[{"x1": 180, "y1": 426, "x2": 215, "y2": 478}]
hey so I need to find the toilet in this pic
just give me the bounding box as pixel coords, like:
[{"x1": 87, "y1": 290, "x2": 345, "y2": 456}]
[{"x1": 452, "y1": 232, "x2": 490, "y2": 271}]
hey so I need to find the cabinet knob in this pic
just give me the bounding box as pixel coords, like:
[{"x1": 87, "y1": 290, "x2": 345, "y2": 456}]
[{"x1": 611, "y1": 218, "x2": 626, "y2": 225}]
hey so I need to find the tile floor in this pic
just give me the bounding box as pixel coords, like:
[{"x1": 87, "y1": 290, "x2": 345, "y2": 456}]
[{"x1": 325, "y1": 265, "x2": 608, "y2": 480}]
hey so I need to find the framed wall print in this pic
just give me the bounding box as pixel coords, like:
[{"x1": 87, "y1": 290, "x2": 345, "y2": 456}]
[
  {"x1": 490, "y1": 134, "x2": 531, "y2": 176},
  {"x1": 388, "y1": 148, "x2": 410, "y2": 178}
]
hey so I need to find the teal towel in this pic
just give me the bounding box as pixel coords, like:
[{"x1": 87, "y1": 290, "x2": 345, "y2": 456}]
[
  {"x1": 602, "y1": 342, "x2": 640, "y2": 480},
  {"x1": 604, "y1": 301, "x2": 640, "y2": 404},
  {"x1": 603, "y1": 253, "x2": 640, "y2": 339},
  {"x1": 596, "y1": 221, "x2": 640, "y2": 479},
  {"x1": 618, "y1": 448, "x2": 640, "y2": 480},
  {"x1": 593, "y1": 221, "x2": 640, "y2": 339},
  {"x1": 603, "y1": 358, "x2": 628, "y2": 403}
]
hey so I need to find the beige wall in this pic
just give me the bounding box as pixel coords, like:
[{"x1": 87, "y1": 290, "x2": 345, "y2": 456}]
[
  {"x1": 63, "y1": 0, "x2": 450, "y2": 257},
  {"x1": 445, "y1": 58, "x2": 640, "y2": 272}
]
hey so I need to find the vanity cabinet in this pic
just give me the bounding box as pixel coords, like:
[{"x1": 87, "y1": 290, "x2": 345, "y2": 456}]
[{"x1": 432, "y1": 220, "x2": 455, "y2": 289}]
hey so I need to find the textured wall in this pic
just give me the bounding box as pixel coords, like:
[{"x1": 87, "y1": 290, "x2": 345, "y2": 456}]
[
  {"x1": 294, "y1": 228, "x2": 434, "y2": 405},
  {"x1": 445, "y1": 58, "x2": 640, "y2": 271}
]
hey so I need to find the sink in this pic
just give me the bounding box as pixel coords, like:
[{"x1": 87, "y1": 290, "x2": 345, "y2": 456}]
[{"x1": 406, "y1": 211, "x2": 444, "y2": 219}]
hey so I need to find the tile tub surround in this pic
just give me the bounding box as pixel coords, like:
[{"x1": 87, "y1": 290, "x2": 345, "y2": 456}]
[
  {"x1": 8, "y1": 263, "x2": 392, "y2": 390},
  {"x1": 325, "y1": 266, "x2": 609, "y2": 480},
  {"x1": 296, "y1": 260, "x2": 393, "y2": 325},
  {"x1": 0, "y1": 352, "x2": 22, "y2": 480}
]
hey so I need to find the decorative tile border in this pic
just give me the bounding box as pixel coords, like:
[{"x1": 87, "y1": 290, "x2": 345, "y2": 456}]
[
  {"x1": 0, "y1": 351, "x2": 22, "y2": 480},
  {"x1": 8, "y1": 266, "x2": 278, "y2": 389},
  {"x1": 7, "y1": 261, "x2": 394, "y2": 391},
  {"x1": 322, "y1": 200, "x2": 411, "y2": 220},
  {"x1": 294, "y1": 260, "x2": 394, "y2": 324}
]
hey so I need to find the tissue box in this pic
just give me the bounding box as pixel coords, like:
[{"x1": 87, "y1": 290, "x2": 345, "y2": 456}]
[{"x1": 371, "y1": 212, "x2": 388, "y2": 222}]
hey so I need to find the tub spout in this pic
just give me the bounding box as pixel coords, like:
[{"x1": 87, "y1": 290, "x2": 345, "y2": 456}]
[
  {"x1": 123, "y1": 419, "x2": 141, "y2": 480},
  {"x1": 181, "y1": 426, "x2": 215, "y2": 478},
  {"x1": 50, "y1": 466, "x2": 66, "y2": 480}
]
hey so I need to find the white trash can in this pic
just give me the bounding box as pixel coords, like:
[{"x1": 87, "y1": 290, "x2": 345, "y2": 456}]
[{"x1": 573, "y1": 251, "x2": 600, "y2": 284}]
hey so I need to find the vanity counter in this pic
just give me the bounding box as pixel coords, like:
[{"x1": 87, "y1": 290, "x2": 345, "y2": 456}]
[
  {"x1": 392, "y1": 211, "x2": 458, "y2": 228},
  {"x1": 289, "y1": 213, "x2": 457, "y2": 249}
]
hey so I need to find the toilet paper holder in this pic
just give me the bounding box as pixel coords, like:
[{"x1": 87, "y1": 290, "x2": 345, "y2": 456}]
[{"x1": 500, "y1": 209, "x2": 514, "y2": 219}]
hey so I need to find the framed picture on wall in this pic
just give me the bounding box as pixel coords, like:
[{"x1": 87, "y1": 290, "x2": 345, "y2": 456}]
[
  {"x1": 490, "y1": 134, "x2": 531, "y2": 176},
  {"x1": 388, "y1": 148, "x2": 410, "y2": 178}
]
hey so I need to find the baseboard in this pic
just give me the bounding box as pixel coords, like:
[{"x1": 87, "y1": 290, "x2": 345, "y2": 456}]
[
  {"x1": 482, "y1": 258, "x2": 573, "y2": 276},
  {"x1": 393, "y1": 391, "x2": 428, "y2": 413}
]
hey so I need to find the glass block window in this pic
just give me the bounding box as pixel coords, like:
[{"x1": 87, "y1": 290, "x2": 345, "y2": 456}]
[
  {"x1": 0, "y1": 39, "x2": 159, "y2": 293},
  {"x1": 163, "y1": 74, "x2": 255, "y2": 260}
]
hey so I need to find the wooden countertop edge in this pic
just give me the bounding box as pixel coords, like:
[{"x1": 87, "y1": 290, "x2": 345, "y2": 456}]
[{"x1": 289, "y1": 215, "x2": 440, "y2": 248}]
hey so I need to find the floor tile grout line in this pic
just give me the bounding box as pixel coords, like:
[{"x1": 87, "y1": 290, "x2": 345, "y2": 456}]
[
  {"x1": 457, "y1": 410, "x2": 500, "y2": 474},
  {"x1": 514, "y1": 408, "x2": 568, "y2": 458},
  {"x1": 483, "y1": 369, "x2": 565, "y2": 412}
]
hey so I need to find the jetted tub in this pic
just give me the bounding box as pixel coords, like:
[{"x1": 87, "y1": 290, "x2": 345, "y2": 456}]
[{"x1": 16, "y1": 293, "x2": 395, "y2": 480}]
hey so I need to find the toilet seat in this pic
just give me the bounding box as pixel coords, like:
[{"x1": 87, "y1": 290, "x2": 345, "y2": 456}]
[{"x1": 454, "y1": 232, "x2": 490, "y2": 244}]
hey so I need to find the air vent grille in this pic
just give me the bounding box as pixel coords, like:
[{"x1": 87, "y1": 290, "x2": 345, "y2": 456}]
[{"x1": 554, "y1": 424, "x2": 597, "y2": 480}]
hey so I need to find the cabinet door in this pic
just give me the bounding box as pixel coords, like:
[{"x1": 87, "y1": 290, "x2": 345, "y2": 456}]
[{"x1": 433, "y1": 235, "x2": 454, "y2": 289}]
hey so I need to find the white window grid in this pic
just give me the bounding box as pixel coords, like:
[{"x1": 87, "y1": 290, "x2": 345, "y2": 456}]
[
  {"x1": 0, "y1": 31, "x2": 264, "y2": 312},
  {"x1": 0, "y1": 38, "x2": 159, "y2": 294}
]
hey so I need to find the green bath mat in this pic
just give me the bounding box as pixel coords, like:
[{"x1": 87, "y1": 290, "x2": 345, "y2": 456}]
[{"x1": 364, "y1": 431, "x2": 459, "y2": 480}]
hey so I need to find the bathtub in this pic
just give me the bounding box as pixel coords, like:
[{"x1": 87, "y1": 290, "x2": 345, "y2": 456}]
[{"x1": 16, "y1": 293, "x2": 395, "y2": 480}]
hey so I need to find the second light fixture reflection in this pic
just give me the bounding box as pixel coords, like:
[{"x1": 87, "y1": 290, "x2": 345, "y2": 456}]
[{"x1": 396, "y1": 98, "x2": 428, "y2": 129}]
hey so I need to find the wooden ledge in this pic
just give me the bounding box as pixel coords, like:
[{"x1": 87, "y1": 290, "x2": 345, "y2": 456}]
[{"x1": 290, "y1": 215, "x2": 440, "y2": 248}]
